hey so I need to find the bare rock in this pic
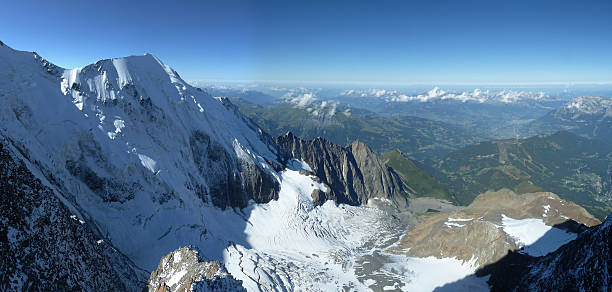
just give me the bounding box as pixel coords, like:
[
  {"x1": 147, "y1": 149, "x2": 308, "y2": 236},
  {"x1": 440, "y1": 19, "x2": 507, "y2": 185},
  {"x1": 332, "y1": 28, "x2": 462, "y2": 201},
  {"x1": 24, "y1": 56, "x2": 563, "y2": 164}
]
[
  {"x1": 390, "y1": 189, "x2": 600, "y2": 267},
  {"x1": 276, "y1": 132, "x2": 410, "y2": 207},
  {"x1": 147, "y1": 246, "x2": 245, "y2": 292}
]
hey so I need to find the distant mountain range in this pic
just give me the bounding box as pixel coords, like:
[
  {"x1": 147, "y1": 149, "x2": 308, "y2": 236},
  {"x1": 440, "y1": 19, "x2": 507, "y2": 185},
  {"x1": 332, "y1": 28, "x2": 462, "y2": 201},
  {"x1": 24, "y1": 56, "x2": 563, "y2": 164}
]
[
  {"x1": 209, "y1": 86, "x2": 574, "y2": 141},
  {"x1": 215, "y1": 86, "x2": 612, "y2": 220},
  {"x1": 339, "y1": 87, "x2": 557, "y2": 104},
  {"x1": 3, "y1": 40, "x2": 612, "y2": 291},
  {"x1": 523, "y1": 96, "x2": 612, "y2": 142},
  {"x1": 229, "y1": 97, "x2": 485, "y2": 162}
]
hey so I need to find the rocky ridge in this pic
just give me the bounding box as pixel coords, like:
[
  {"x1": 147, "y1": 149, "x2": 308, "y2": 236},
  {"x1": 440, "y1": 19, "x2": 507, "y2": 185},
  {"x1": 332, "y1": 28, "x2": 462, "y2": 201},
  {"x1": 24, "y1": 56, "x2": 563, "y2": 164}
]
[
  {"x1": 276, "y1": 132, "x2": 410, "y2": 207},
  {"x1": 147, "y1": 246, "x2": 245, "y2": 292},
  {"x1": 390, "y1": 189, "x2": 600, "y2": 267}
]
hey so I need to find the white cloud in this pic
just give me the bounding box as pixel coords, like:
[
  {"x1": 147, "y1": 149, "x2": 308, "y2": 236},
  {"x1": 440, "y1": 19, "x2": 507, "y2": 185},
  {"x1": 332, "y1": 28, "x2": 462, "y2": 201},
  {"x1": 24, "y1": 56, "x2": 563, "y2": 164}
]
[{"x1": 340, "y1": 87, "x2": 551, "y2": 103}]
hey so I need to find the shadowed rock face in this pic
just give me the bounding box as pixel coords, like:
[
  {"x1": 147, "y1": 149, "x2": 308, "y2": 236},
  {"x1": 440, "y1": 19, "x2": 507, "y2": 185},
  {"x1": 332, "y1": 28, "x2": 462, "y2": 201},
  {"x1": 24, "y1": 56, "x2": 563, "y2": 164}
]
[
  {"x1": 390, "y1": 189, "x2": 600, "y2": 267},
  {"x1": 479, "y1": 215, "x2": 612, "y2": 292},
  {"x1": 0, "y1": 139, "x2": 146, "y2": 291},
  {"x1": 189, "y1": 130, "x2": 279, "y2": 208},
  {"x1": 147, "y1": 246, "x2": 245, "y2": 292},
  {"x1": 276, "y1": 132, "x2": 409, "y2": 207}
]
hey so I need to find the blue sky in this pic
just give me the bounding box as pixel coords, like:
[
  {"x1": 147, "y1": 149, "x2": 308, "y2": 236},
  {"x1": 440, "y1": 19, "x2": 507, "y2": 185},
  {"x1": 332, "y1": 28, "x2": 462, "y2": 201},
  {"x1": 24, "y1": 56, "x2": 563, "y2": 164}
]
[{"x1": 2, "y1": 0, "x2": 612, "y2": 84}]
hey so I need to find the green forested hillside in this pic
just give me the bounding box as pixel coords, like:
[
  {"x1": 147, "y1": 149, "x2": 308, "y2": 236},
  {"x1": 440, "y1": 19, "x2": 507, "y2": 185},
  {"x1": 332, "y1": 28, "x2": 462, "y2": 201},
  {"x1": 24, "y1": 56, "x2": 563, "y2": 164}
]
[
  {"x1": 381, "y1": 150, "x2": 452, "y2": 201},
  {"x1": 437, "y1": 131, "x2": 612, "y2": 219},
  {"x1": 235, "y1": 101, "x2": 483, "y2": 162}
]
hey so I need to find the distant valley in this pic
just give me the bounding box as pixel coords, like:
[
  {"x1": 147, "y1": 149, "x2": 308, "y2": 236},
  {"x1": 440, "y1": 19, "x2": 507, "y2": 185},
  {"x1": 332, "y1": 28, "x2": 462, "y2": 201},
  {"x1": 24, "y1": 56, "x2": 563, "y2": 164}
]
[
  {"x1": 210, "y1": 86, "x2": 612, "y2": 220},
  {"x1": 2, "y1": 40, "x2": 612, "y2": 291}
]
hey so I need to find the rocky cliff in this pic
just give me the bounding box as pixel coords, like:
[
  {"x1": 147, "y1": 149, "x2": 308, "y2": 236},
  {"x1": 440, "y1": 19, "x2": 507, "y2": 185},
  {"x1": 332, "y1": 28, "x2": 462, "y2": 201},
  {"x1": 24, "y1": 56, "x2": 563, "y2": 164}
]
[
  {"x1": 276, "y1": 132, "x2": 410, "y2": 207},
  {"x1": 147, "y1": 246, "x2": 245, "y2": 292}
]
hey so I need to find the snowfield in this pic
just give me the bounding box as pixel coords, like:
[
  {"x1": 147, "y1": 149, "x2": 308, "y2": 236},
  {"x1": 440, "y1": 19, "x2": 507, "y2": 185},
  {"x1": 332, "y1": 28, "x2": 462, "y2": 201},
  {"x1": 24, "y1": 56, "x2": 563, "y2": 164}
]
[{"x1": 501, "y1": 214, "x2": 577, "y2": 257}]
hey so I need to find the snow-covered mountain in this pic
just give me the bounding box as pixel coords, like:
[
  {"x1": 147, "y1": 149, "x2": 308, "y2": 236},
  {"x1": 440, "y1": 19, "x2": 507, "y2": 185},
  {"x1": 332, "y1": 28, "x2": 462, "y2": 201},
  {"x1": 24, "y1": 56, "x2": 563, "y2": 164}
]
[
  {"x1": 0, "y1": 42, "x2": 417, "y2": 290},
  {"x1": 524, "y1": 96, "x2": 612, "y2": 141},
  {"x1": 563, "y1": 95, "x2": 612, "y2": 115},
  {"x1": 340, "y1": 87, "x2": 556, "y2": 104},
  {"x1": 3, "y1": 40, "x2": 611, "y2": 291},
  {"x1": 0, "y1": 41, "x2": 292, "y2": 270}
]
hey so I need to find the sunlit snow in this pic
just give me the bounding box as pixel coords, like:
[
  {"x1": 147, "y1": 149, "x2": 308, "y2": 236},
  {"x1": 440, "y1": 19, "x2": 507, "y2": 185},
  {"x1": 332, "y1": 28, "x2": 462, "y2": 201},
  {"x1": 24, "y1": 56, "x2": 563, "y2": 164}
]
[{"x1": 501, "y1": 214, "x2": 576, "y2": 257}]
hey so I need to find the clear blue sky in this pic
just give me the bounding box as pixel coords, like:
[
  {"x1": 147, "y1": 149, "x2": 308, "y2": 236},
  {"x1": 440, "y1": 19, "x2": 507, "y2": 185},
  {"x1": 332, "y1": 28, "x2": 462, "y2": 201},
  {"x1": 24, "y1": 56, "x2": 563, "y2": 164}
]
[{"x1": 2, "y1": 0, "x2": 612, "y2": 84}]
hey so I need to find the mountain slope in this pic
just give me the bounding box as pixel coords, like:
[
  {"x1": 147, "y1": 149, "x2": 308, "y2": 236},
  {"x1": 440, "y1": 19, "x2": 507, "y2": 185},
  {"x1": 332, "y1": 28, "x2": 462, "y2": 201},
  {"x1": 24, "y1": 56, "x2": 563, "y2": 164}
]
[
  {"x1": 437, "y1": 131, "x2": 612, "y2": 219},
  {"x1": 381, "y1": 149, "x2": 452, "y2": 200},
  {"x1": 0, "y1": 42, "x2": 292, "y2": 271},
  {"x1": 390, "y1": 189, "x2": 600, "y2": 267},
  {"x1": 1, "y1": 44, "x2": 281, "y2": 208},
  {"x1": 524, "y1": 96, "x2": 612, "y2": 142},
  {"x1": 479, "y1": 214, "x2": 611, "y2": 291},
  {"x1": 0, "y1": 137, "x2": 147, "y2": 290},
  {"x1": 232, "y1": 99, "x2": 483, "y2": 162}
]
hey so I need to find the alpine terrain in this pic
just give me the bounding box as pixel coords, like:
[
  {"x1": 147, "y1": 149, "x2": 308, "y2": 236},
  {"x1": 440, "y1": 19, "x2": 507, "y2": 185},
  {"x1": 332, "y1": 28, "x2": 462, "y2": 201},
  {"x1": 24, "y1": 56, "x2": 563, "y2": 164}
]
[
  {"x1": 524, "y1": 96, "x2": 612, "y2": 142},
  {"x1": 1, "y1": 39, "x2": 611, "y2": 292}
]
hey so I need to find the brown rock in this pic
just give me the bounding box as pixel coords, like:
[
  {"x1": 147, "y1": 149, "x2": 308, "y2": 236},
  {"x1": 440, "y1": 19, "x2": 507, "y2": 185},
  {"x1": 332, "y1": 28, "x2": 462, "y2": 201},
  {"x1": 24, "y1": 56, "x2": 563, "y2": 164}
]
[{"x1": 389, "y1": 189, "x2": 601, "y2": 267}]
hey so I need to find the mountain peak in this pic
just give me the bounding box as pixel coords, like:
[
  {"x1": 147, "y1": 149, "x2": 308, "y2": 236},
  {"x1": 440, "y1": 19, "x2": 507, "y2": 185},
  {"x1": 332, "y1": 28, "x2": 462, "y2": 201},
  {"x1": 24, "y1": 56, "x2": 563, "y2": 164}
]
[
  {"x1": 563, "y1": 95, "x2": 612, "y2": 115},
  {"x1": 58, "y1": 51, "x2": 189, "y2": 111}
]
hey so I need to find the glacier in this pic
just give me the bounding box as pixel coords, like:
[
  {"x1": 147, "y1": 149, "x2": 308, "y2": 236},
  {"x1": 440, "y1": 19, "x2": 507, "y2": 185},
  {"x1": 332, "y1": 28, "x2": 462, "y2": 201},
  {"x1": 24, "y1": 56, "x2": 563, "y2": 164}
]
[{"x1": 0, "y1": 42, "x2": 590, "y2": 291}]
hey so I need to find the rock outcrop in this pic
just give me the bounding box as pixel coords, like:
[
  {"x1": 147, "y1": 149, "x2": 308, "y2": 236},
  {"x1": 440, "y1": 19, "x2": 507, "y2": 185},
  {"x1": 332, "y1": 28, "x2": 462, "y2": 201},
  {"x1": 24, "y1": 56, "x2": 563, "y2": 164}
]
[
  {"x1": 147, "y1": 246, "x2": 245, "y2": 292},
  {"x1": 390, "y1": 189, "x2": 600, "y2": 267},
  {"x1": 276, "y1": 132, "x2": 410, "y2": 207}
]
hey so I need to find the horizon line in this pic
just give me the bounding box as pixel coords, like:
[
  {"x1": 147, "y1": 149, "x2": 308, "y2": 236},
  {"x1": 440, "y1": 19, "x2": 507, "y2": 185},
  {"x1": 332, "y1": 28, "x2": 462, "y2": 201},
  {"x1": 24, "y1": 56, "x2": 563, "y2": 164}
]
[{"x1": 189, "y1": 79, "x2": 612, "y2": 87}]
